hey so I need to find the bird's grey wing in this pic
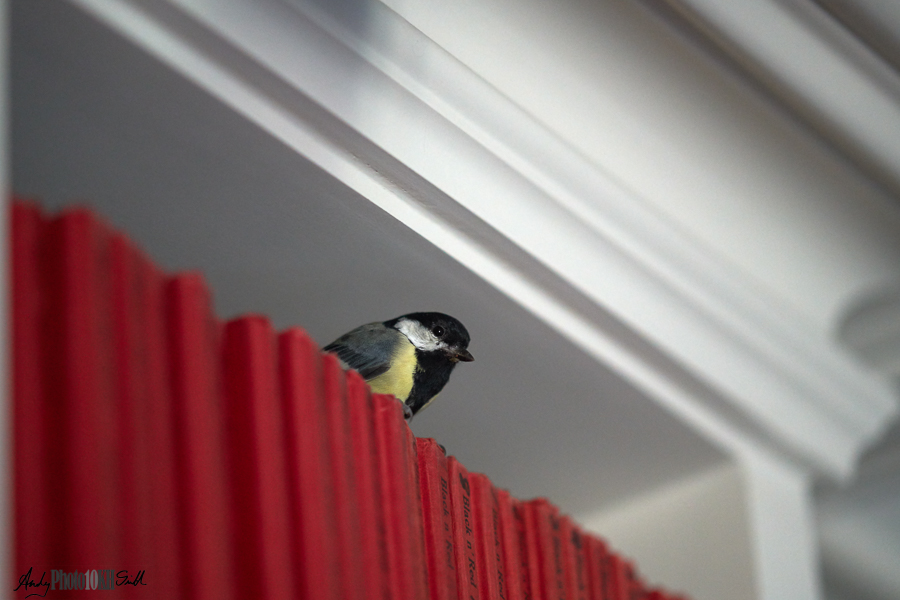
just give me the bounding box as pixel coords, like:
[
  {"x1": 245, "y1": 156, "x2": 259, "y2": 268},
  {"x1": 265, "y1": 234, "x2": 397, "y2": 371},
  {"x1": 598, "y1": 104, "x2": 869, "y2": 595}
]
[{"x1": 323, "y1": 323, "x2": 402, "y2": 381}]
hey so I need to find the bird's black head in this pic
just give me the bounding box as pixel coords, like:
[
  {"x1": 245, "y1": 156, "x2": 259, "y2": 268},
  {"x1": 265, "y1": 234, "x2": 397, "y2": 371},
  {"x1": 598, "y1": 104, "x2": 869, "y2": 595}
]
[{"x1": 384, "y1": 312, "x2": 474, "y2": 363}]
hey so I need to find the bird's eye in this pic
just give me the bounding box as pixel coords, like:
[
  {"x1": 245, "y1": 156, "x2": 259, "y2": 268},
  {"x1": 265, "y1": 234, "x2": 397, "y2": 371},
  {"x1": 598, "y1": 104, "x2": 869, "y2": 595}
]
[{"x1": 432, "y1": 325, "x2": 445, "y2": 337}]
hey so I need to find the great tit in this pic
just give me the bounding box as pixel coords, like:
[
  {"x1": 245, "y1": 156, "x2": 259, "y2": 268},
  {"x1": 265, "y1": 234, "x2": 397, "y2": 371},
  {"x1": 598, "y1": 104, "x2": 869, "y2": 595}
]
[{"x1": 324, "y1": 312, "x2": 474, "y2": 418}]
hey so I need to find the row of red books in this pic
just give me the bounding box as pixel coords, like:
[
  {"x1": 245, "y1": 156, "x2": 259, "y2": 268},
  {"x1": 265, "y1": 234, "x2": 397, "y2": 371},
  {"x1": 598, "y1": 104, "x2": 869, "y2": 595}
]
[
  {"x1": 12, "y1": 200, "x2": 687, "y2": 600},
  {"x1": 417, "y1": 439, "x2": 686, "y2": 600}
]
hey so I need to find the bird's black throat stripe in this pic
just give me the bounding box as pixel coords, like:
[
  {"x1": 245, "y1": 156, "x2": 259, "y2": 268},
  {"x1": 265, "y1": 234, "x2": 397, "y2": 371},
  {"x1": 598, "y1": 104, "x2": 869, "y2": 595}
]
[{"x1": 406, "y1": 348, "x2": 457, "y2": 415}]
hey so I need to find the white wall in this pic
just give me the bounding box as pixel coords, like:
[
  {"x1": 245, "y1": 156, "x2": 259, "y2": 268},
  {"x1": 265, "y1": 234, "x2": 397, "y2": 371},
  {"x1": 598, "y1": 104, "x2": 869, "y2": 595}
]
[{"x1": 580, "y1": 463, "x2": 756, "y2": 600}]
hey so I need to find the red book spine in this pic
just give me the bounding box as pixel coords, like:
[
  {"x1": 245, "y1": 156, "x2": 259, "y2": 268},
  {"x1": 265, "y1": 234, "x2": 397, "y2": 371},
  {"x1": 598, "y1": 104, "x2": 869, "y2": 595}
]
[
  {"x1": 279, "y1": 329, "x2": 340, "y2": 600},
  {"x1": 471, "y1": 474, "x2": 507, "y2": 600},
  {"x1": 583, "y1": 535, "x2": 610, "y2": 600},
  {"x1": 166, "y1": 274, "x2": 235, "y2": 600},
  {"x1": 221, "y1": 317, "x2": 296, "y2": 600},
  {"x1": 12, "y1": 202, "x2": 52, "y2": 586},
  {"x1": 374, "y1": 394, "x2": 429, "y2": 600},
  {"x1": 135, "y1": 251, "x2": 181, "y2": 599},
  {"x1": 322, "y1": 353, "x2": 365, "y2": 600},
  {"x1": 623, "y1": 562, "x2": 645, "y2": 600},
  {"x1": 346, "y1": 370, "x2": 390, "y2": 600},
  {"x1": 560, "y1": 517, "x2": 589, "y2": 600},
  {"x1": 46, "y1": 209, "x2": 120, "y2": 586},
  {"x1": 605, "y1": 554, "x2": 630, "y2": 600},
  {"x1": 110, "y1": 234, "x2": 154, "y2": 598},
  {"x1": 513, "y1": 500, "x2": 536, "y2": 600},
  {"x1": 448, "y1": 456, "x2": 479, "y2": 600},
  {"x1": 527, "y1": 499, "x2": 567, "y2": 600},
  {"x1": 417, "y1": 438, "x2": 458, "y2": 600},
  {"x1": 495, "y1": 490, "x2": 525, "y2": 600},
  {"x1": 403, "y1": 422, "x2": 431, "y2": 600}
]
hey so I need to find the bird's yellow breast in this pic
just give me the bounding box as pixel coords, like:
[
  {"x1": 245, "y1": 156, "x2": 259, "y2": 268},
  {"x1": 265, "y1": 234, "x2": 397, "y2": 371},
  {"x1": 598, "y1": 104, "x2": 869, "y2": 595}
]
[{"x1": 367, "y1": 336, "x2": 416, "y2": 401}]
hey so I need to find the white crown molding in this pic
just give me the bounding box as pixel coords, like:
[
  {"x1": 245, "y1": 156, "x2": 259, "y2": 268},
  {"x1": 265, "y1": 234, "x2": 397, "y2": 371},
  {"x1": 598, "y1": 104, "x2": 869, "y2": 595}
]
[
  {"x1": 660, "y1": 0, "x2": 900, "y2": 195},
  {"x1": 67, "y1": 0, "x2": 898, "y2": 480}
]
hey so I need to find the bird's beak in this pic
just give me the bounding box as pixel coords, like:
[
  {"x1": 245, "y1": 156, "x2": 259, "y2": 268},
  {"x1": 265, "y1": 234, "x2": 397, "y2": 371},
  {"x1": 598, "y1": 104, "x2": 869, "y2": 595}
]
[{"x1": 453, "y1": 349, "x2": 474, "y2": 363}]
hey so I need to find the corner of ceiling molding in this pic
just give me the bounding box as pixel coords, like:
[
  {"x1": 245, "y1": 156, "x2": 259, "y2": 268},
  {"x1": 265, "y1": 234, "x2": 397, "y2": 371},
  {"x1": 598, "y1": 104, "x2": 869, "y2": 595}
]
[
  {"x1": 661, "y1": 0, "x2": 900, "y2": 197},
  {"x1": 839, "y1": 285, "x2": 900, "y2": 376}
]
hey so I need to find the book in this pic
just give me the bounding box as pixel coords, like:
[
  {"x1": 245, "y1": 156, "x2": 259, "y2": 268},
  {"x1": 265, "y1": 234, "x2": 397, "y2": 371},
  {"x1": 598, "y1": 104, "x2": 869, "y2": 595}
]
[
  {"x1": 525, "y1": 499, "x2": 566, "y2": 600},
  {"x1": 12, "y1": 202, "x2": 52, "y2": 585},
  {"x1": 221, "y1": 316, "x2": 295, "y2": 600},
  {"x1": 605, "y1": 553, "x2": 631, "y2": 600},
  {"x1": 110, "y1": 232, "x2": 168, "y2": 598},
  {"x1": 279, "y1": 328, "x2": 341, "y2": 600},
  {"x1": 166, "y1": 273, "x2": 235, "y2": 600},
  {"x1": 511, "y1": 499, "x2": 536, "y2": 600},
  {"x1": 448, "y1": 456, "x2": 479, "y2": 600},
  {"x1": 322, "y1": 352, "x2": 366, "y2": 600},
  {"x1": 417, "y1": 438, "x2": 458, "y2": 600},
  {"x1": 402, "y1": 414, "x2": 431, "y2": 600},
  {"x1": 471, "y1": 473, "x2": 508, "y2": 600},
  {"x1": 623, "y1": 560, "x2": 645, "y2": 600},
  {"x1": 46, "y1": 209, "x2": 121, "y2": 585},
  {"x1": 495, "y1": 489, "x2": 525, "y2": 600},
  {"x1": 584, "y1": 534, "x2": 611, "y2": 600},
  {"x1": 559, "y1": 517, "x2": 589, "y2": 600},
  {"x1": 346, "y1": 369, "x2": 390, "y2": 600},
  {"x1": 133, "y1": 246, "x2": 181, "y2": 599},
  {"x1": 374, "y1": 394, "x2": 429, "y2": 600}
]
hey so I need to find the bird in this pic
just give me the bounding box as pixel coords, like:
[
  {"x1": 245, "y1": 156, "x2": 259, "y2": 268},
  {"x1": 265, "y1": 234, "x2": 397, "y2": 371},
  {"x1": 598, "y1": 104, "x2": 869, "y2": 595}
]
[{"x1": 324, "y1": 312, "x2": 474, "y2": 418}]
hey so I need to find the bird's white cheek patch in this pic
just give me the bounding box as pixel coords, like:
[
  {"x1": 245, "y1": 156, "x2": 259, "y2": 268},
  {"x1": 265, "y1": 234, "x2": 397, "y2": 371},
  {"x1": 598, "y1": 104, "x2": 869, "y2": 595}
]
[{"x1": 395, "y1": 318, "x2": 449, "y2": 353}]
